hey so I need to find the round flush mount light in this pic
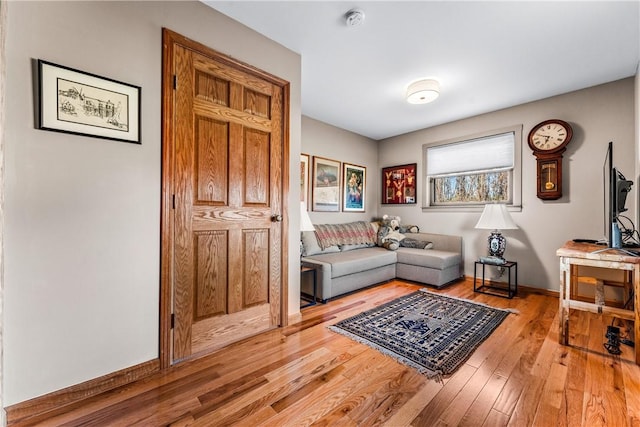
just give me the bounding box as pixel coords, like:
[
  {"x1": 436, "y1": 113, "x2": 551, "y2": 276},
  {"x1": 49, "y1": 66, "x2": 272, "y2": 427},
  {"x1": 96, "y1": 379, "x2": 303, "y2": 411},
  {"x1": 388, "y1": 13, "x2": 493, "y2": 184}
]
[
  {"x1": 345, "y1": 9, "x2": 365, "y2": 27},
  {"x1": 406, "y1": 79, "x2": 440, "y2": 104}
]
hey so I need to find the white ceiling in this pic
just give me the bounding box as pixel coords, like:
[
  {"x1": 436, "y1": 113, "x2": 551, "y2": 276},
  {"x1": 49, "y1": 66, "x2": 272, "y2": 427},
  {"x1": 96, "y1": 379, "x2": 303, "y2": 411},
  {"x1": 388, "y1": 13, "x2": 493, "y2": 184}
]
[{"x1": 204, "y1": 1, "x2": 640, "y2": 140}]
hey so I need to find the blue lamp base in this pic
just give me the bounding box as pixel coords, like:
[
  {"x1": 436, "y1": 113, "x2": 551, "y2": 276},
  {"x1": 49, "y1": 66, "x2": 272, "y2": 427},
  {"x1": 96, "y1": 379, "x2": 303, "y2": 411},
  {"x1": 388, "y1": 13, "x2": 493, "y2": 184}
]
[{"x1": 488, "y1": 231, "x2": 506, "y2": 259}]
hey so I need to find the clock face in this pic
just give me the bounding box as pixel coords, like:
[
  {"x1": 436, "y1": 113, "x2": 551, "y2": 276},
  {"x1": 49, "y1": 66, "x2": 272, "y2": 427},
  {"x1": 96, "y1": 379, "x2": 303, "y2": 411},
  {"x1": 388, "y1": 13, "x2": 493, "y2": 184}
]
[{"x1": 528, "y1": 119, "x2": 573, "y2": 153}]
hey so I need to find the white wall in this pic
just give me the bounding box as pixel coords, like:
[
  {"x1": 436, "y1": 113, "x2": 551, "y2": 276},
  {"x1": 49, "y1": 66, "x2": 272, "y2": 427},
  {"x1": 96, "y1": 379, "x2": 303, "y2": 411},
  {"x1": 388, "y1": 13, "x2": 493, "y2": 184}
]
[
  {"x1": 301, "y1": 116, "x2": 377, "y2": 225},
  {"x1": 0, "y1": 0, "x2": 7, "y2": 423},
  {"x1": 378, "y1": 78, "x2": 636, "y2": 291},
  {"x1": 4, "y1": 1, "x2": 301, "y2": 406},
  {"x1": 636, "y1": 67, "x2": 640, "y2": 224}
]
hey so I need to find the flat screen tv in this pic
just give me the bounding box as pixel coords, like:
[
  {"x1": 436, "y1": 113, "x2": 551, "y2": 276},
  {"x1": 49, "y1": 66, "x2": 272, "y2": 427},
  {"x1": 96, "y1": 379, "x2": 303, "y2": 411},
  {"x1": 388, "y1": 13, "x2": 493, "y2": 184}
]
[{"x1": 603, "y1": 141, "x2": 634, "y2": 249}]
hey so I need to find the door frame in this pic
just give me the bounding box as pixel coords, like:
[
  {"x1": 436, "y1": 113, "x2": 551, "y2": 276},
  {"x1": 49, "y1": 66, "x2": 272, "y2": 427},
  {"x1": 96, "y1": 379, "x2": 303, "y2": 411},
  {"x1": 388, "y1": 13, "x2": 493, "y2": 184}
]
[{"x1": 160, "y1": 28, "x2": 290, "y2": 368}]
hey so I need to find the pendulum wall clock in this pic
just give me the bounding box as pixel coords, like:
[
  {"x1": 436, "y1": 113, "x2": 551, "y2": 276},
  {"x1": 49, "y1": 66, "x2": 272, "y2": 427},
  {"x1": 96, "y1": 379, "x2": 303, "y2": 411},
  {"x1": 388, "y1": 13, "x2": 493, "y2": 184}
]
[{"x1": 527, "y1": 119, "x2": 573, "y2": 200}]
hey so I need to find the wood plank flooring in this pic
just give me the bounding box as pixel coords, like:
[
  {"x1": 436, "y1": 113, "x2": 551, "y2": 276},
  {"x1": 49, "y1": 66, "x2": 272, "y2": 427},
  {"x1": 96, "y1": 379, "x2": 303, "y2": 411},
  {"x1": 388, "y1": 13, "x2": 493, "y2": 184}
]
[{"x1": 14, "y1": 279, "x2": 640, "y2": 426}]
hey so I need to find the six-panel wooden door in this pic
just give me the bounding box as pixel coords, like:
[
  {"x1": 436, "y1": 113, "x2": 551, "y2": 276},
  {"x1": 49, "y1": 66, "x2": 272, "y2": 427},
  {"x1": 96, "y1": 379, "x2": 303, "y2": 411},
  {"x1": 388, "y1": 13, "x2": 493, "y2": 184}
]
[{"x1": 163, "y1": 29, "x2": 288, "y2": 363}]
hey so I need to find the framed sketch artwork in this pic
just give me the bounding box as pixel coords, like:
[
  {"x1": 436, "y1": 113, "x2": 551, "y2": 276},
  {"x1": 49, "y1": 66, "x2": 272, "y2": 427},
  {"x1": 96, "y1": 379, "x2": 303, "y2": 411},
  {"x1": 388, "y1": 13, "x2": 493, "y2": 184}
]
[
  {"x1": 38, "y1": 60, "x2": 141, "y2": 144},
  {"x1": 300, "y1": 153, "x2": 310, "y2": 208},
  {"x1": 312, "y1": 156, "x2": 341, "y2": 212},
  {"x1": 382, "y1": 163, "x2": 417, "y2": 204},
  {"x1": 343, "y1": 163, "x2": 366, "y2": 212}
]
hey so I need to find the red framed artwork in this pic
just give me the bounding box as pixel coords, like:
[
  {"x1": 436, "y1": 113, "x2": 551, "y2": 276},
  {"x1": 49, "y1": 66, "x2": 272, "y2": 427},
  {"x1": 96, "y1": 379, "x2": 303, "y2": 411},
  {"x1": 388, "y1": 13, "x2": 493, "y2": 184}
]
[{"x1": 382, "y1": 163, "x2": 417, "y2": 204}]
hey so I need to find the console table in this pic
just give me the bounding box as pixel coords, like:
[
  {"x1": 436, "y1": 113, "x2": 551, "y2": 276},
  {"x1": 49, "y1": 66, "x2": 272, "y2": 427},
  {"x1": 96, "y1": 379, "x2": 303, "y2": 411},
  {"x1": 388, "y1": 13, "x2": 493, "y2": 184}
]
[{"x1": 557, "y1": 241, "x2": 640, "y2": 364}]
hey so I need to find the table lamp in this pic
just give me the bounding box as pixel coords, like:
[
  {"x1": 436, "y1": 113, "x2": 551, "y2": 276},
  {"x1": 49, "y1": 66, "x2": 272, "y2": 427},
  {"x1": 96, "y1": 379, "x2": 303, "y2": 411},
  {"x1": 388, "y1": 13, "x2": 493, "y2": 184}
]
[
  {"x1": 300, "y1": 202, "x2": 315, "y2": 257},
  {"x1": 475, "y1": 203, "x2": 518, "y2": 259},
  {"x1": 300, "y1": 202, "x2": 315, "y2": 232}
]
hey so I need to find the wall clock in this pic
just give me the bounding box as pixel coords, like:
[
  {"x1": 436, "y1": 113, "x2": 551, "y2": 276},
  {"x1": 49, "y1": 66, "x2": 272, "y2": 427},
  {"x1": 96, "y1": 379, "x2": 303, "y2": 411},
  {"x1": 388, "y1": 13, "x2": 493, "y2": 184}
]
[{"x1": 527, "y1": 119, "x2": 573, "y2": 200}]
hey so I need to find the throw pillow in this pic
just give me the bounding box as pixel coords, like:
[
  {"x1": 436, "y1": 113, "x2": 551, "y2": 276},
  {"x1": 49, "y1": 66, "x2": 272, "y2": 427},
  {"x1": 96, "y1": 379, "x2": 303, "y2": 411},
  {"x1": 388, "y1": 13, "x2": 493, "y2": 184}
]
[{"x1": 301, "y1": 231, "x2": 340, "y2": 256}]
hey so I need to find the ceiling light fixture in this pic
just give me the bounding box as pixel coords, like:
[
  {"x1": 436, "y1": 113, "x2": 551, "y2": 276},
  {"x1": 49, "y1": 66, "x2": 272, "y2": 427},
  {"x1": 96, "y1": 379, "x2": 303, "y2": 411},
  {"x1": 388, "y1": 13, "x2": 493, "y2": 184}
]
[
  {"x1": 406, "y1": 79, "x2": 440, "y2": 104},
  {"x1": 345, "y1": 9, "x2": 365, "y2": 27}
]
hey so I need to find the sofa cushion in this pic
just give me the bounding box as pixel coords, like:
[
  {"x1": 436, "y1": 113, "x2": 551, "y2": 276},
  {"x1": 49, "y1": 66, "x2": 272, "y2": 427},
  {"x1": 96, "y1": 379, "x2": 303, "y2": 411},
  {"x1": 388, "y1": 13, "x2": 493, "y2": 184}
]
[
  {"x1": 301, "y1": 230, "x2": 340, "y2": 256},
  {"x1": 313, "y1": 221, "x2": 376, "y2": 249},
  {"x1": 340, "y1": 243, "x2": 376, "y2": 252},
  {"x1": 396, "y1": 248, "x2": 461, "y2": 270},
  {"x1": 305, "y1": 247, "x2": 397, "y2": 278},
  {"x1": 400, "y1": 238, "x2": 433, "y2": 249}
]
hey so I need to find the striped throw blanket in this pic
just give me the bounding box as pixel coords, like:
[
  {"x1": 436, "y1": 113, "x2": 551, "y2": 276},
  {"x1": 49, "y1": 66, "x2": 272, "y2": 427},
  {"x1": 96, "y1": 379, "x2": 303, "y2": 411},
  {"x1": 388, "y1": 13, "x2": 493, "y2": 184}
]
[{"x1": 313, "y1": 221, "x2": 376, "y2": 250}]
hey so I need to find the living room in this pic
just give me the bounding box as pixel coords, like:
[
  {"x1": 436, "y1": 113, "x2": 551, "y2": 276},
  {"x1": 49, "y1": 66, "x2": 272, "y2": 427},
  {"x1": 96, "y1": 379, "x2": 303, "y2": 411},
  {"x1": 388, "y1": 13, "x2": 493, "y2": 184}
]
[{"x1": 1, "y1": 0, "x2": 639, "y2": 424}]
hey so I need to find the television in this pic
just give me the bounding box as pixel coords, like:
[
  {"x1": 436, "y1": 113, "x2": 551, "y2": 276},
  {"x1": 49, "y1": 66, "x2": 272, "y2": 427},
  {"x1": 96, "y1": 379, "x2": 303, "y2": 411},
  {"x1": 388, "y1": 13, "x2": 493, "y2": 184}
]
[{"x1": 603, "y1": 141, "x2": 634, "y2": 249}]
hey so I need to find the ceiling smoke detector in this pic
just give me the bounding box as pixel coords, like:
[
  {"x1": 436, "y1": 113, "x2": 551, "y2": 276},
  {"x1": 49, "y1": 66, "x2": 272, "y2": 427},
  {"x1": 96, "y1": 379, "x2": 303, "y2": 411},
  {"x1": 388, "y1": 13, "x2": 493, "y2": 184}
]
[{"x1": 345, "y1": 9, "x2": 365, "y2": 27}]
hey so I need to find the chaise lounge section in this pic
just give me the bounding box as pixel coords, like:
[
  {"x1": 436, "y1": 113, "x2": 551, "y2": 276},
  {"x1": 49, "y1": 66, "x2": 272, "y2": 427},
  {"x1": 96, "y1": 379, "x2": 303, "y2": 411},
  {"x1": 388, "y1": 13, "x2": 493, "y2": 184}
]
[{"x1": 301, "y1": 221, "x2": 463, "y2": 301}]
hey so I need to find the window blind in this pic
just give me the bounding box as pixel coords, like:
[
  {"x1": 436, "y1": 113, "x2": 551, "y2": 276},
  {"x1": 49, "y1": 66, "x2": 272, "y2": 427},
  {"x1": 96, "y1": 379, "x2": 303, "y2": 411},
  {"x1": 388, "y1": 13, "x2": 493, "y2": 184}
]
[{"x1": 427, "y1": 131, "x2": 515, "y2": 177}]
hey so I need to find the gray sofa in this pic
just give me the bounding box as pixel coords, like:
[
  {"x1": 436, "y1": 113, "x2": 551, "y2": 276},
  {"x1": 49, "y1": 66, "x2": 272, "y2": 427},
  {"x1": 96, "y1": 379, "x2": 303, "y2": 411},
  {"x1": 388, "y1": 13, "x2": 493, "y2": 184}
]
[{"x1": 301, "y1": 222, "x2": 463, "y2": 301}]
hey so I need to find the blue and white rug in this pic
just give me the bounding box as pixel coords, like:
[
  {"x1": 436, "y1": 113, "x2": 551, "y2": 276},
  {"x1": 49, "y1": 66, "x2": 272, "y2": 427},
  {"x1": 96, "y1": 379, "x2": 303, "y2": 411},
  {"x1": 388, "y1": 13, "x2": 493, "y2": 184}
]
[{"x1": 329, "y1": 289, "x2": 513, "y2": 379}]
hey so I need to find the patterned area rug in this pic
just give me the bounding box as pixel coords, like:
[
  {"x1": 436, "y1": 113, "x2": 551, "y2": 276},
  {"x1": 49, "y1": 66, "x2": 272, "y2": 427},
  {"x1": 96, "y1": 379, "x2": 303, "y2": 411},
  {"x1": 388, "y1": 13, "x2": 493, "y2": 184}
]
[{"x1": 329, "y1": 289, "x2": 512, "y2": 379}]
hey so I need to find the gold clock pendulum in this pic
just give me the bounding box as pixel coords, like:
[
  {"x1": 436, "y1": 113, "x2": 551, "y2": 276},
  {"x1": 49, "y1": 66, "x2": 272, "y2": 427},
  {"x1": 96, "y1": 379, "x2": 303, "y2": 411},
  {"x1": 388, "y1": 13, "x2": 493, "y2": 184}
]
[{"x1": 545, "y1": 166, "x2": 555, "y2": 190}]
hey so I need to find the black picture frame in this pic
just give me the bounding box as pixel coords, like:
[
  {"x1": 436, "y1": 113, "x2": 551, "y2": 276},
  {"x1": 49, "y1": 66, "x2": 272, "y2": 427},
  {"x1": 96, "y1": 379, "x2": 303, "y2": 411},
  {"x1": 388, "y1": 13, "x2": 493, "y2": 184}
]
[
  {"x1": 312, "y1": 156, "x2": 341, "y2": 212},
  {"x1": 343, "y1": 163, "x2": 366, "y2": 212},
  {"x1": 38, "y1": 60, "x2": 141, "y2": 144}
]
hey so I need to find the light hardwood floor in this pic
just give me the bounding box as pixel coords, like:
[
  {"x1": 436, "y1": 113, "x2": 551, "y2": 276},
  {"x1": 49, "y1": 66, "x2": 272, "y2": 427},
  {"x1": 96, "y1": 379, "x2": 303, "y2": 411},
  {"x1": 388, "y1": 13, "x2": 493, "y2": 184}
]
[{"x1": 15, "y1": 279, "x2": 640, "y2": 426}]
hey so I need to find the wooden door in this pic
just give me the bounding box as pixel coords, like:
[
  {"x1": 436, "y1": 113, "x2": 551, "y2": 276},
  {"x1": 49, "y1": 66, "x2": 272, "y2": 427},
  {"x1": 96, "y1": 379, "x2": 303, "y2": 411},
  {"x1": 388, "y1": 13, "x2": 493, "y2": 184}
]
[{"x1": 162, "y1": 29, "x2": 289, "y2": 364}]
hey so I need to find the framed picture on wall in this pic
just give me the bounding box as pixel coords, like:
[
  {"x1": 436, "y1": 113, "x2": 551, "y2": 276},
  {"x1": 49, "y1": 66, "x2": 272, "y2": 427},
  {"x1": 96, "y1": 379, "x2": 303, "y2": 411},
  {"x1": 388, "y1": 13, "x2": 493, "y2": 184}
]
[
  {"x1": 312, "y1": 156, "x2": 341, "y2": 212},
  {"x1": 300, "y1": 153, "x2": 310, "y2": 208},
  {"x1": 38, "y1": 60, "x2": 141, "y2": 144},
  {"x1": 343, "y1": 163, "x2": 366, "y2": 212},
  {"x1": 382, "y1": 163, "x2": 417, "y2": 204}
]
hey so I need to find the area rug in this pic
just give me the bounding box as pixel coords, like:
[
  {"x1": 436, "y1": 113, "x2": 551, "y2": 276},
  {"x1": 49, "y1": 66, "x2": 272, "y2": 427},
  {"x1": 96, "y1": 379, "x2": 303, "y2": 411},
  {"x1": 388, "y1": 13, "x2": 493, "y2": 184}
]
[{"x1": 328, "y1": 289, "x2": 512, "y2": 379}]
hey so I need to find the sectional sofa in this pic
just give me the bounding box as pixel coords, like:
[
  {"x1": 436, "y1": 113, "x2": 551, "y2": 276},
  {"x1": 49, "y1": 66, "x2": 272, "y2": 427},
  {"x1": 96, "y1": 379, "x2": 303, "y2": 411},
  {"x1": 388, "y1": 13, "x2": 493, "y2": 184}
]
[{"x1": 300, "y1": 221, "x2": 463, "y2": 301}]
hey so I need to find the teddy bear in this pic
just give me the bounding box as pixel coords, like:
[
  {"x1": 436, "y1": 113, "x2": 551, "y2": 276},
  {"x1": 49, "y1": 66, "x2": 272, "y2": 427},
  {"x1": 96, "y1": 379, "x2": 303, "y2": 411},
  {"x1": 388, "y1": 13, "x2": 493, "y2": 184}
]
[
  {"x1": 399, "y1": 223, "x2": 419, "y2": 234},
  {"x1": 377, "y1": 215, "x2": 405, "y2": 250},
  {"x1": 377, "y1": 215, "x2": 430, "y2": 251}
]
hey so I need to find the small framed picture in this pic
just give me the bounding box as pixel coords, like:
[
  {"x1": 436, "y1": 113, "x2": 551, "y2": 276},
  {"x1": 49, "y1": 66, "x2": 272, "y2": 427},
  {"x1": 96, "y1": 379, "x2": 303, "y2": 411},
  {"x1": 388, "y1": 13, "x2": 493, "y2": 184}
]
[
  {"x1": 300, "y1": 153, "x2": 310, "y2": 208},
  {"x1": 38, "y1": 60, "x2": 141, "y2": 144},
  {"x1": 382, "y1": 163, "x2": 417, "y2": 204},
  {"x1": 312, "y1": 156, "x2": 341, "y2": 212},
  {"x1": 343, "y1": 163, "x2": 366, "y2": 212}
]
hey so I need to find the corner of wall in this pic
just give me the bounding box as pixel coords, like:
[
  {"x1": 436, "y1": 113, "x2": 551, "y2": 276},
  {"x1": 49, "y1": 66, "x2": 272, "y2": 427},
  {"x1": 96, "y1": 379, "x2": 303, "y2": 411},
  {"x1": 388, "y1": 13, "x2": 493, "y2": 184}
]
[
  {"x1": 0, "y1": 0, "x2": 7, "y2": 424},
  {"x1": 635, "y1": 63, "x2": 639, "y2": 228}
]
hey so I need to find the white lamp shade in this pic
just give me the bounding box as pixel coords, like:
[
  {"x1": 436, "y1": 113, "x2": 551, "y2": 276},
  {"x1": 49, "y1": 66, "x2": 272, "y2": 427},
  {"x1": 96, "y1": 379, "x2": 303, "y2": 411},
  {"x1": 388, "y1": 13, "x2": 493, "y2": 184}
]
[
  {"x1": 475, "y1": 204, "x2": 518, "y2": 230},
  {"x1": 300, "y1": 202, "x2": 315, "y2": 232},
  {"x1": 406, "y1": 79, "x2": 440, "y2": 104}
]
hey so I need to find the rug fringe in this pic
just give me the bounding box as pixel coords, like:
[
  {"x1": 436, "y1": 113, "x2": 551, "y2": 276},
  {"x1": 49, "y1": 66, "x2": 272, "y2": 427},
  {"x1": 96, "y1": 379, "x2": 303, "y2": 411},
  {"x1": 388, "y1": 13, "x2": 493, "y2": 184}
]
[
  {"x1": 328, "y1": 325, "x2": 445, "y2": 383},
  {"x1": 419, "y1": 288, "x2": 519, "y2": 315}
]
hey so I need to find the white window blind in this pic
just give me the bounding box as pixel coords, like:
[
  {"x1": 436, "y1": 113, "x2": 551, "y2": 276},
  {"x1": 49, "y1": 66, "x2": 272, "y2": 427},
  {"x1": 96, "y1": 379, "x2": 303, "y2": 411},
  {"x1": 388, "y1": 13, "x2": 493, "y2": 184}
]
[{"x1": 427, "y1": 132, "x2": 515, "y2": 177}]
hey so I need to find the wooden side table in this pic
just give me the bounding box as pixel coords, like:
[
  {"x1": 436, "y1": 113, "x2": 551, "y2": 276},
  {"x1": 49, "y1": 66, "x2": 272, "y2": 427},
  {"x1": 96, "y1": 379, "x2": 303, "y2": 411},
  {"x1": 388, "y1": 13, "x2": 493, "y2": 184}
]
[
  {"x1": 557, "y1": 241, "x2": 640, "y2": 365},
  {"x1": 473, "y1": 260, "x2": 518, "y2": 299},
  {"x1": 300, "y1": 262, "x2": 318, "y2": 308}
]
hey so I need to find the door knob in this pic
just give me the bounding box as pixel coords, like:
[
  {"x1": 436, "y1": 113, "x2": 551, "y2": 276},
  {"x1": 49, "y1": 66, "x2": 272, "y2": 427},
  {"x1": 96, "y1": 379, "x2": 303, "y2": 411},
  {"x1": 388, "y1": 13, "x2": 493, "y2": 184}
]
[{"x1": 271, "y1": 214, "x2": 283, "y2": 222}]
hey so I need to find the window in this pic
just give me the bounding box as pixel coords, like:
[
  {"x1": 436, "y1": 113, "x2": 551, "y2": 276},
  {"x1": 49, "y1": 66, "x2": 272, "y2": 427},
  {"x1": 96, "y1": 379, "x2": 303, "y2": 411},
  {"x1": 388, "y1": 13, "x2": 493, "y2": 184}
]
[{"x1": 423, "y1": 126, "x2": 522, "y2": 209}]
